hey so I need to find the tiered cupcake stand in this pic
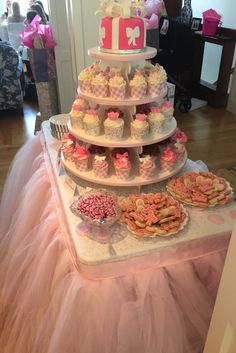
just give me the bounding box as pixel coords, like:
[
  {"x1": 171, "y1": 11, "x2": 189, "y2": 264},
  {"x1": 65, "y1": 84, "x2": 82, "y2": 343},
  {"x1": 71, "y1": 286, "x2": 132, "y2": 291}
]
[{"x1": 62, "y1": 47, "x2": 187, "y2": 188}]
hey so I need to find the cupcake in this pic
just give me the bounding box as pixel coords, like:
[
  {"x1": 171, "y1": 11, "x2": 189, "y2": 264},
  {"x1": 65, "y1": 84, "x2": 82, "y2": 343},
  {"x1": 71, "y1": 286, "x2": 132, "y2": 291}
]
[
  {"x1": 73, "y1": 96, "x2": 89, "y2": 110},
  {"x1": 170, "y1": 128, "x2": 188, "y2": 145},
  {"x1": 129, "y1": 71, "x2": 147, "y2": 99},
  {"x1": 147, "y1": 70, "x2": 162, "y2": 97},
  {"x1": 160, "y1": 146, "x2": 177, "y2": 173},
  {"x1": 147, "y1": 107, "x2": 165, "y2": 135},
  {"x1": 114, "y1": 152, "x2": 132, "y2": 180},
  {"x1": 91, "y1": 73, "x2": 109, "y2": 98},
  {"x1": 83, "y1": 109, "x2": 101, "y2": 136},
  {"x1": 104, "y1": 111, "x2": 124, "y2": 141},
  {"x1": 153, "y1": 64, "x2": 167, "y2": 91},
  {"x1": 78, "y1": 68, "x2": 93, "y2": 94},
  {"x1": 161, "y1": 101, "x2": 174, "y2": 122},
  {"x1": 69, "y1": 103, "x2": 84, "y2": 129},
  {"x1": 173, "y1": 141, "x2": 186, "y2": 162},
  {"x1": 61, "y1": 133, "x2": 76, "y2": 161},
  {"x1": 109, "y1": 74, "x2": 126, "y2": 100},
  {"x1": 139, "y1": 155, "x2": 156, "y2": 179},
  {"x1": 73, "y1": 145, "x2": 90, "y2": 172},
  {"x1": 93, "y1": 155, "x2": 109, "y2": 178},
  {"x1": 131, "y1": 114, "x2": 149, "y2": 140}
]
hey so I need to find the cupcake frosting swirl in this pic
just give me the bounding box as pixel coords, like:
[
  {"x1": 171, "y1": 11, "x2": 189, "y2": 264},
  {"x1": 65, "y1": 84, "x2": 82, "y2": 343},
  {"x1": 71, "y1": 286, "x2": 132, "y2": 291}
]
[
  {"x1": 161, "y1": 147, "x2": 176, "y2": 162},
  {"x1": 130, "y1": 72, "x2": 147, "y2": 87},
  {"x1": 114, "y1": 153, "x2": 131, "y2": 170},
  {"x1": 73, "y1": 145, "x2": 89, "y2": 160},
  {"x1": 109, "y1": 74, "x2": 126, "y2": 87},
  {"x1": 92, "y1": 73, "x2": 108, "y2": 85}
]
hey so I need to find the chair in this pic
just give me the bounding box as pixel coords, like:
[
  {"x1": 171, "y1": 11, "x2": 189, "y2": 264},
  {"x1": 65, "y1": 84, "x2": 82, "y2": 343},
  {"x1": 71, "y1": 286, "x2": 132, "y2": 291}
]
[
  {"x1": 0, "y1": 41, "x2": 23, "y2": 111},
  {"x1": 7, "y1": 22, "x2": 25, "y2": 52}
]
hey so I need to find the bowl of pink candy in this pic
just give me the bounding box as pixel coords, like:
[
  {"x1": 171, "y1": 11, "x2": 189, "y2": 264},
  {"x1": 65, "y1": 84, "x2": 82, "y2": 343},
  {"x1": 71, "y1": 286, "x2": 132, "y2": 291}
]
[{"x1": 70, "y1": 189, "x2": 121, "y2": 229}]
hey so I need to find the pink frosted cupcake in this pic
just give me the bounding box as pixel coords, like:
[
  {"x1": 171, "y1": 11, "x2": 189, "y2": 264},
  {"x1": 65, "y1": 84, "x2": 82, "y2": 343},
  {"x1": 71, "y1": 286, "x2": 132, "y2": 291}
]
[
  {"x1": 161, "y1": 101, "x2": 174, "y2": 122},
  {"x1": 70, "y1": 103, "x2": 84, "y2": 129},
  {"x1": 73, "y1": 145, "x2": 90, "y2": 172},
  {"x1": 61, "y1": 133, "x2": 76, "y2": 161},
  {"x1": 131, "y1": 113, "x2": 149, "y2": 140},
  {"x1": 129, "y1": 71, "x2": 147, "y2": 99},
  {"x1": 104, "y1": 111, "x2": 124, "y2": 141},
  {"x1": 114, "y1": 152, "x2": 132, "y2": 180},
  {"x1": 93, "y1": 155, "x2": 109, "y2": 178},
  {"x1": 173, "y1": 141, "x2": 186, "y2": 162},
  {"x1": 83, "y1": 109, "x2": 101, "y2": 136},
  {"x1": 170, "y1": 128, "x2": 188, "y2": 145},
  {"x1": 109, "y1": 73, "x2": 126, "y2": 100},
  {"x1": 139, "y1": 155, "x2": 156, "y2": 179},
  {"x1": 160, "y1": 147, "x2": 177, "y2": 173},
  {"x1": 91, "y1": 73, "x2": 109, "y2": 97},
  {"x1": 147, "y1": 107, "x2": 165, "y2": 135}
]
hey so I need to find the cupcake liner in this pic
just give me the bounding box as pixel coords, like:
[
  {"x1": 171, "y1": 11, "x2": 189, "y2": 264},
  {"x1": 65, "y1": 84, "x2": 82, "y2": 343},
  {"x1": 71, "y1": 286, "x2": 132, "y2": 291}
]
[
  {"x1": 131, "y1": 125, "x2": 149, "y2": 140},
  {"x1": 75, "y1": 159, "x2": 89, "y2": 172},
  {"x1": 79, "y1": 80, "x2": 92, "y2": 94},
  {"x1": 115, "y1": 168, "x2": 131, "y2": 180},
  {"x1": 149, "y1": 121, "x2": 164, "y2": 135},
  {"x1": 109, "y1": 86, "x2": 126, "y2": 100},
  {"x1": 130, "y1": 85, "x2": 147, "y2": 99},
  {"x1": 92, "y1": 84, "x2": 109, "y2": 98},
  {"x1": 140, "y1": 166, "x2": 155, "y2": 179},
  {"x1": 93, "y1": 164, "x2": 109, "y2": 178},
  {"x1": 104, "y1": 125, "x2": 124, "y2": 140},
  {"x1": 62, "y1": 151, "x2": 74, "y2": 162},
  {"x1": 83, "y1": 124, "x2": 100, "y2": 136},
  {"x1": 147, "y1": 83, "x2": 162, "y2": 97},
  {"x1": 70, "y1": 116, "x2": 84, "y2": 129},
  {"x1": 160, "y1": 161, "x2": 175, "y2": 173}
]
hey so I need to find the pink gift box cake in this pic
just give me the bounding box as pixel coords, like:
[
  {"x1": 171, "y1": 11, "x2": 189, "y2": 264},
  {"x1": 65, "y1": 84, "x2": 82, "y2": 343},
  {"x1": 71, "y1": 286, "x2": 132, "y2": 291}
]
[{"x1": 99, "y1": 17, "x2": 146, "y2": 53}]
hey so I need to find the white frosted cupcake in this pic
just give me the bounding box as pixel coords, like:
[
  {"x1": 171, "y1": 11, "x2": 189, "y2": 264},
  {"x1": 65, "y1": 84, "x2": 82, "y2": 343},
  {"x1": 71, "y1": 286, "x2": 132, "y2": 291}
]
[
  {"x1": 78, "y1": 68, "x2": 93, "y2": 94},
  {"x1": 109, "y1": 74, "x2": 126, "y2": 100},
  {"x1": 91, "y1": 73, "x2": 109, "y2": 98},
  {"x1": 93, "y1": 155, "x2": 109, "y2": 178},
  {"x1": 139, "y1": 155, "x2": 156, "y2": 179},
  {"x1": 69, "y1": 103, "x2": 84, "y2": 129},
  {"x1": 129, "y1": 71, "x2": 147, "y2": 99},
  {"x1": 104, "y1": 111, "x2": 124, "y2": 141},
  {"x1": 147, "y1": 70, "x2": 162, "y2": 97},
  {"x1": 83, "y1": 109, "x2": 101, "y2": 136},
  {"x1": 161, "y1": 101, "x2": 174, "y2": 122},
  {"x1": 147, "y1": 107, "x2": 165, "y2": 135},
  {"x1": 131, "y1": 113, "x2": 149, "y2": 140}
]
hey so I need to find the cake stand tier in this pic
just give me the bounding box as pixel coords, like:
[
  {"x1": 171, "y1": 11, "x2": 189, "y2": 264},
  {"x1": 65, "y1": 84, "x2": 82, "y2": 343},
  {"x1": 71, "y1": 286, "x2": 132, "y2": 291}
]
[
  {"x1": 62, "y1": 153, "x2": 187, "y2": 187},
  {"x1": 88, "y1": 46, "x2": 158, "y2": 62},
  {"x1": 77, "y1": 87, "x2": 167, "y2": 107},
  {"x1": 68, "y1": 119, "x2": 177, "y2": 148}
]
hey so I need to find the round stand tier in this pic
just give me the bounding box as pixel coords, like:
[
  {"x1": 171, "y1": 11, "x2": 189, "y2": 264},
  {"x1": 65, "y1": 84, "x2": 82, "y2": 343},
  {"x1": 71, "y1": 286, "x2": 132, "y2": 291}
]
[
  {"x1": 88, "y1": 47, "x2": 157, "y2": 62},
  {"x1": 68, "y1": 118, "x2": 177, "y2": 148},
  {"x1": 62, "y1": 153, "x2": 187, "y2": 187},
  {"x1": 78, "y1": 87, "x2": 167, "y2": 106}
]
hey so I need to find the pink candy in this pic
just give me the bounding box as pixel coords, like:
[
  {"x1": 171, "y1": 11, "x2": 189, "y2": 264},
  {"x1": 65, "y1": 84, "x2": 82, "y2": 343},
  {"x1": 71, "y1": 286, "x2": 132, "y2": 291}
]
[{"x1": 78, "y1": 193, "x2": 117, "y2": 221}]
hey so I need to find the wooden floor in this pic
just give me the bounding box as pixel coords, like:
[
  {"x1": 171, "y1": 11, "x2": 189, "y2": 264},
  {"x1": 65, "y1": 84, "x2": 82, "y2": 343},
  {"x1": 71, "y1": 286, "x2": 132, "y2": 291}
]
[{"x1": 0, "y1": 103, "x2": 236, "y2": 197}]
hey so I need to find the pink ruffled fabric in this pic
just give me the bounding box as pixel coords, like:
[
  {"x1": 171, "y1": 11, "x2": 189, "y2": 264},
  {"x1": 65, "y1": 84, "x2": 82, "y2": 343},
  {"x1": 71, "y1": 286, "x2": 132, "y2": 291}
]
[{"x1": 0, "y1": 134, "x2": 227, "y2": 353}]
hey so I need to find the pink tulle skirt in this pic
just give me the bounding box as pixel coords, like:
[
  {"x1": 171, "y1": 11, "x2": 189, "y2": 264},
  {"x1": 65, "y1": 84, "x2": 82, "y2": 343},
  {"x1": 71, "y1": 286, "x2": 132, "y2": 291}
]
[{"x1": 0, "y1": 134, "x2": 227, "y2": 353}]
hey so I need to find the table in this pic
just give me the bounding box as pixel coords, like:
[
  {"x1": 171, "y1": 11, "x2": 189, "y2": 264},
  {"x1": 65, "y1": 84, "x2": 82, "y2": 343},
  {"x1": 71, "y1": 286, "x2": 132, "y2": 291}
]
[{"x1": 0, "y1": 123, "x2": 235, "y2": 353}]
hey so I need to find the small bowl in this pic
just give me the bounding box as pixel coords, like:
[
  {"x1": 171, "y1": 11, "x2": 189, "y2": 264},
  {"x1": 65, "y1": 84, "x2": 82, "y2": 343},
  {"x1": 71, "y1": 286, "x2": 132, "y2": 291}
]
[{"x1": 70, "y1": 189, "x2": 121, "y2": 228}]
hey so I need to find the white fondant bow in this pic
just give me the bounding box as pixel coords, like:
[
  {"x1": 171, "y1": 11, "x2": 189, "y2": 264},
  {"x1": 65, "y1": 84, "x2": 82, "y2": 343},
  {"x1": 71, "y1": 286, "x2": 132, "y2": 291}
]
[
  {"x1": 126, "y1": 26, "x2": 140, "y2": 46},
  {"x1": 139, "y1": 155, "x2": 151, "y2": 163},
  {"x1": 94, "y1": 155, "x2": 106, "y2": 161},
  {"x1": 99, "y1": 26, "x2": 106, "y2": 46}
]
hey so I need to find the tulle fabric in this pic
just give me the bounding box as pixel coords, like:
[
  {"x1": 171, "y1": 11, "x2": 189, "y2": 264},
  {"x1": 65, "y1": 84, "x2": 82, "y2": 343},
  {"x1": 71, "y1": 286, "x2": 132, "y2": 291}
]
[{"x1": 0, "y1": 134, "x2": 227, "y2": 353}]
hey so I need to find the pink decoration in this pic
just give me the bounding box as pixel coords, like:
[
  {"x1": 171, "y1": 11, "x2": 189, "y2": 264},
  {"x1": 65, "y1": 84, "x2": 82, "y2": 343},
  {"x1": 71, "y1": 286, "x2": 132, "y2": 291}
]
[
  {"x1": 115, "y1": 153, "x2": 131, "y2": 169},
  {"x1": 86, "y1": 109, "x2": 97, "y2": 116},
  {"x1": 171, "y1": 128, "x2": 188, "y2": 144},
  {"x1": 162, "y1": 101, "x2": 173, "y2": 108},
  {"x1": 144, "y1": 0, "x2": 164, "y2": 29},
  {"x1": 136, "y1": 113, "x2": 147, "y2": 121},
  {"x1": 150, "y1": 107, "x2": 161, "y2": 113},
  {"x1": 161, "y1": 146, "x2": 176, "y2": 162},
  {"x1": 72, "y1": 103, "x2": 83, "y2": 111},
  {"x1": 107, "y1": 111, "x2": 120, "y2": 120},
  {"x1": 73, "y1": 145, "x2": 89, "y2": 160}
]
